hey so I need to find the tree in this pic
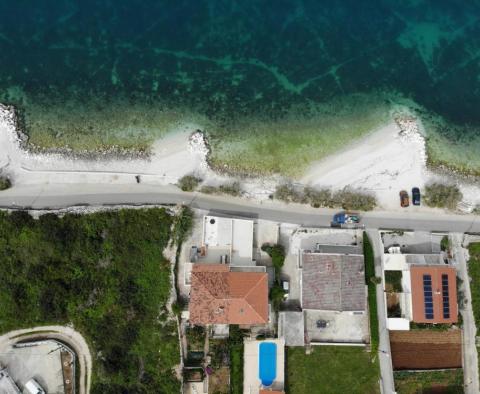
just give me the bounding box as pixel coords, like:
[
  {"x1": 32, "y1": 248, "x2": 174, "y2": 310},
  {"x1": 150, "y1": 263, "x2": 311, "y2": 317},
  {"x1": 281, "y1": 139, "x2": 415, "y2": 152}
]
[
  {"x1": 261, "y1": 243, "x2": 286, "y2": 279},
  {"x1": 270, "y1": 284, "x2": 285, "y2": 311}
]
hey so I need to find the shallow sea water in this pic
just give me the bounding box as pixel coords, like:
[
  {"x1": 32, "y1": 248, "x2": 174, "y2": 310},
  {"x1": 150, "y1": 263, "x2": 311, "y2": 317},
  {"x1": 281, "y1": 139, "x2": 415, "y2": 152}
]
[{"x1": 0, "y1": 0, "x2": 479, "y2": 172}]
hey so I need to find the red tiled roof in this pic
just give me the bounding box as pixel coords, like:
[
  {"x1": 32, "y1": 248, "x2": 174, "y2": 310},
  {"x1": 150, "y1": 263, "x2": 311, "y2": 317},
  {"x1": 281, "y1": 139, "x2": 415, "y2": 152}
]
[
  {"x1": 189, "y1": 264, "x2": 268, "y2": 325},
  {"x1": 410, "y1": 265, "x2": 458, "y2": 324}
]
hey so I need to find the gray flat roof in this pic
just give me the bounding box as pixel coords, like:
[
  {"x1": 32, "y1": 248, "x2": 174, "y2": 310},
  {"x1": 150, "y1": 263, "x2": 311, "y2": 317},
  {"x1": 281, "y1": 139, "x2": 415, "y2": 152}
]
[
  {"x1": 302, "y1": 253, "x2": 366, "y2": 311},
  {"x1": 315, "y1": 244, "x2": 363, "y2": 255},
  {"x1": 405, "y1": 254, "x2": 443, "y2": 265}
]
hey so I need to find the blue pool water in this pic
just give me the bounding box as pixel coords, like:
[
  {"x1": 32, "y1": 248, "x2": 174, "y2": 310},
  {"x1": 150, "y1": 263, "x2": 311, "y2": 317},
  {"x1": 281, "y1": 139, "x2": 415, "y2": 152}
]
[{"x1": 259, "y1": 342, "x2": 277, "y2": 387}]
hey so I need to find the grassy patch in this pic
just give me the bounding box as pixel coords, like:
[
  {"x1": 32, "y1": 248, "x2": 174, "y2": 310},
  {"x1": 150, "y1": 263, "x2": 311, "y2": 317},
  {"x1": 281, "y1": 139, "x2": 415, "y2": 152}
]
[
  {"x1": 394, "y1": 370, "x2": 464, "y2": 394},
  {"x1": 363, "y1": 232, "x2": 379, "y2": 352},
  {"x1": 0, "y1": 209, "x2": 181, "y2": 393},
  {"x1": 286, "y1": 346, "x2": 380, "y2": 394}
]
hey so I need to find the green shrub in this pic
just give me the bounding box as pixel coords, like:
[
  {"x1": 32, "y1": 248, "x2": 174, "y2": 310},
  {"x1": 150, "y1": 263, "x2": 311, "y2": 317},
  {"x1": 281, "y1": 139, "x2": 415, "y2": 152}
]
[
  {"x1": 261, "y1": 243, "x2": 286, "y2": 279},
  {"x1": 333, "y1": 188, "x2": 377, "y2": 211},
  {"x1": 172, "y1": 206, "x2": 194, "y2": 245},
  {"x1": 440, "y1": 235, "x2": 450, "y2": 252},
  {"x1": 424, "y1": 183, "x2": 462, "y2": 209},
  {"x1": 199, "y1": 182, "x2": 242, "y2": 197},
  {"x1": 274, "y1": 183, "x2": 306, "y2": 203},
  {"x1": 304, "y1": 186, "x2": 335, "y2": 208},
  {"x1": 409, "y1": 323, "x2": 451, "y2": 331},
  {"x1": 218, "y1": 181, "x2": 242, "y2": 197},
  {"x1": 385, "y1": 271, "x2": 403, "y2": 292},
  {"x1": 178, "y1": 174, "x2": 202, "y2": 191},
  {"x1": 274, "y1": 184, "x2": 376, "y2": 211},
  {"x1": 199, "y1": 185, "x2": 218, "y2": 194},
  {"x1": 270, "y1": 284, "x2": 285, "y2": 311},
  {"x1": 172, "y1": 300, "x2": 184, "y2": 316},
  {"x1": 0, "y1": 176, "x2": 11, "y2": 191}
]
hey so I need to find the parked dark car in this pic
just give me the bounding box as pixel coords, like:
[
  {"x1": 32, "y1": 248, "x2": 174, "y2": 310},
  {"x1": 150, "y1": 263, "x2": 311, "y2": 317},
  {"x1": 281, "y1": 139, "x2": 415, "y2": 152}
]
[
  {"x1": 399, "y1": 190, "x2": 409, "y2": 207},
  {"x1": 412, "y1": 187, "x2": 421, "y2": 206}
]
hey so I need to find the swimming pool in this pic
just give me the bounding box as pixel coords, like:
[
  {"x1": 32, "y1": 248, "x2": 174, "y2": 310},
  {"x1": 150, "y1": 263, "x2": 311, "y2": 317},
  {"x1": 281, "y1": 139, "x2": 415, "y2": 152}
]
[{"x1": 258, "y1": 342, "x2": 277, "y2": 386}]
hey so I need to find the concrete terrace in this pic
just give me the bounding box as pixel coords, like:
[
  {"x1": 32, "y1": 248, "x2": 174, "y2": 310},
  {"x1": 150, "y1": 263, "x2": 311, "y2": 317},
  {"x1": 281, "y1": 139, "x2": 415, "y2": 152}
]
[{"x1": 304, "y1": 310, "x2": 369, "y2": 344}]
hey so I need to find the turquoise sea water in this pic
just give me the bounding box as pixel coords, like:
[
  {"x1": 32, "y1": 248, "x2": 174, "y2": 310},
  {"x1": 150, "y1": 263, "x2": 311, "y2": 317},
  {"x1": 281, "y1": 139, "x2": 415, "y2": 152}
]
[{"x1": 0, "y1": 1, "x2": 479, "y2": 166}]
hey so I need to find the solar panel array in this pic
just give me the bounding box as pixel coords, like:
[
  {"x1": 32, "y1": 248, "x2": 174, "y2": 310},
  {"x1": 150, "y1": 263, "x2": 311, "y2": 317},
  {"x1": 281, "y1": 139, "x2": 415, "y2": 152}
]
[
  {"x1": 423, "y1": 274, "x2": 434, "y2": 320},
  {"x1": 442, "y1": 274, "x2": 450, "y2": 319}
]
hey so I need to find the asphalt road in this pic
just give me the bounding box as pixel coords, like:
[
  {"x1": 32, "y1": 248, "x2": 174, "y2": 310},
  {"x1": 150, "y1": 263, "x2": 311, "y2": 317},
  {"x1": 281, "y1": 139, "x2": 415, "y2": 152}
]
[{"x1": 0, "y1": 183, "x2": 479, "y2": 233}]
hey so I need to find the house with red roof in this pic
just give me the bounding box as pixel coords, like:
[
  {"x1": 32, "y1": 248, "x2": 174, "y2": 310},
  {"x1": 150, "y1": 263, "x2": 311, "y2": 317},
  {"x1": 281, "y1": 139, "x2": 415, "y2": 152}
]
[
  {"x1": 189, "y1": 264, "x2": 269, "y2": 326},
  {"x1": 382, "y1": 251, "x2": 459, "y2": 330},
  {"x1": 410, "y1": 265, "x2": 458, "y2": 324}
]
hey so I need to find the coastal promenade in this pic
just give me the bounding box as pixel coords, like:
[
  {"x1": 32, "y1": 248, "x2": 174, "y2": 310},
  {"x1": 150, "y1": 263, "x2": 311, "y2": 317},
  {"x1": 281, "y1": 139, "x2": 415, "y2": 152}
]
[{"x1": 0, "y1": 183, "x2": 479, "y2": 234}]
